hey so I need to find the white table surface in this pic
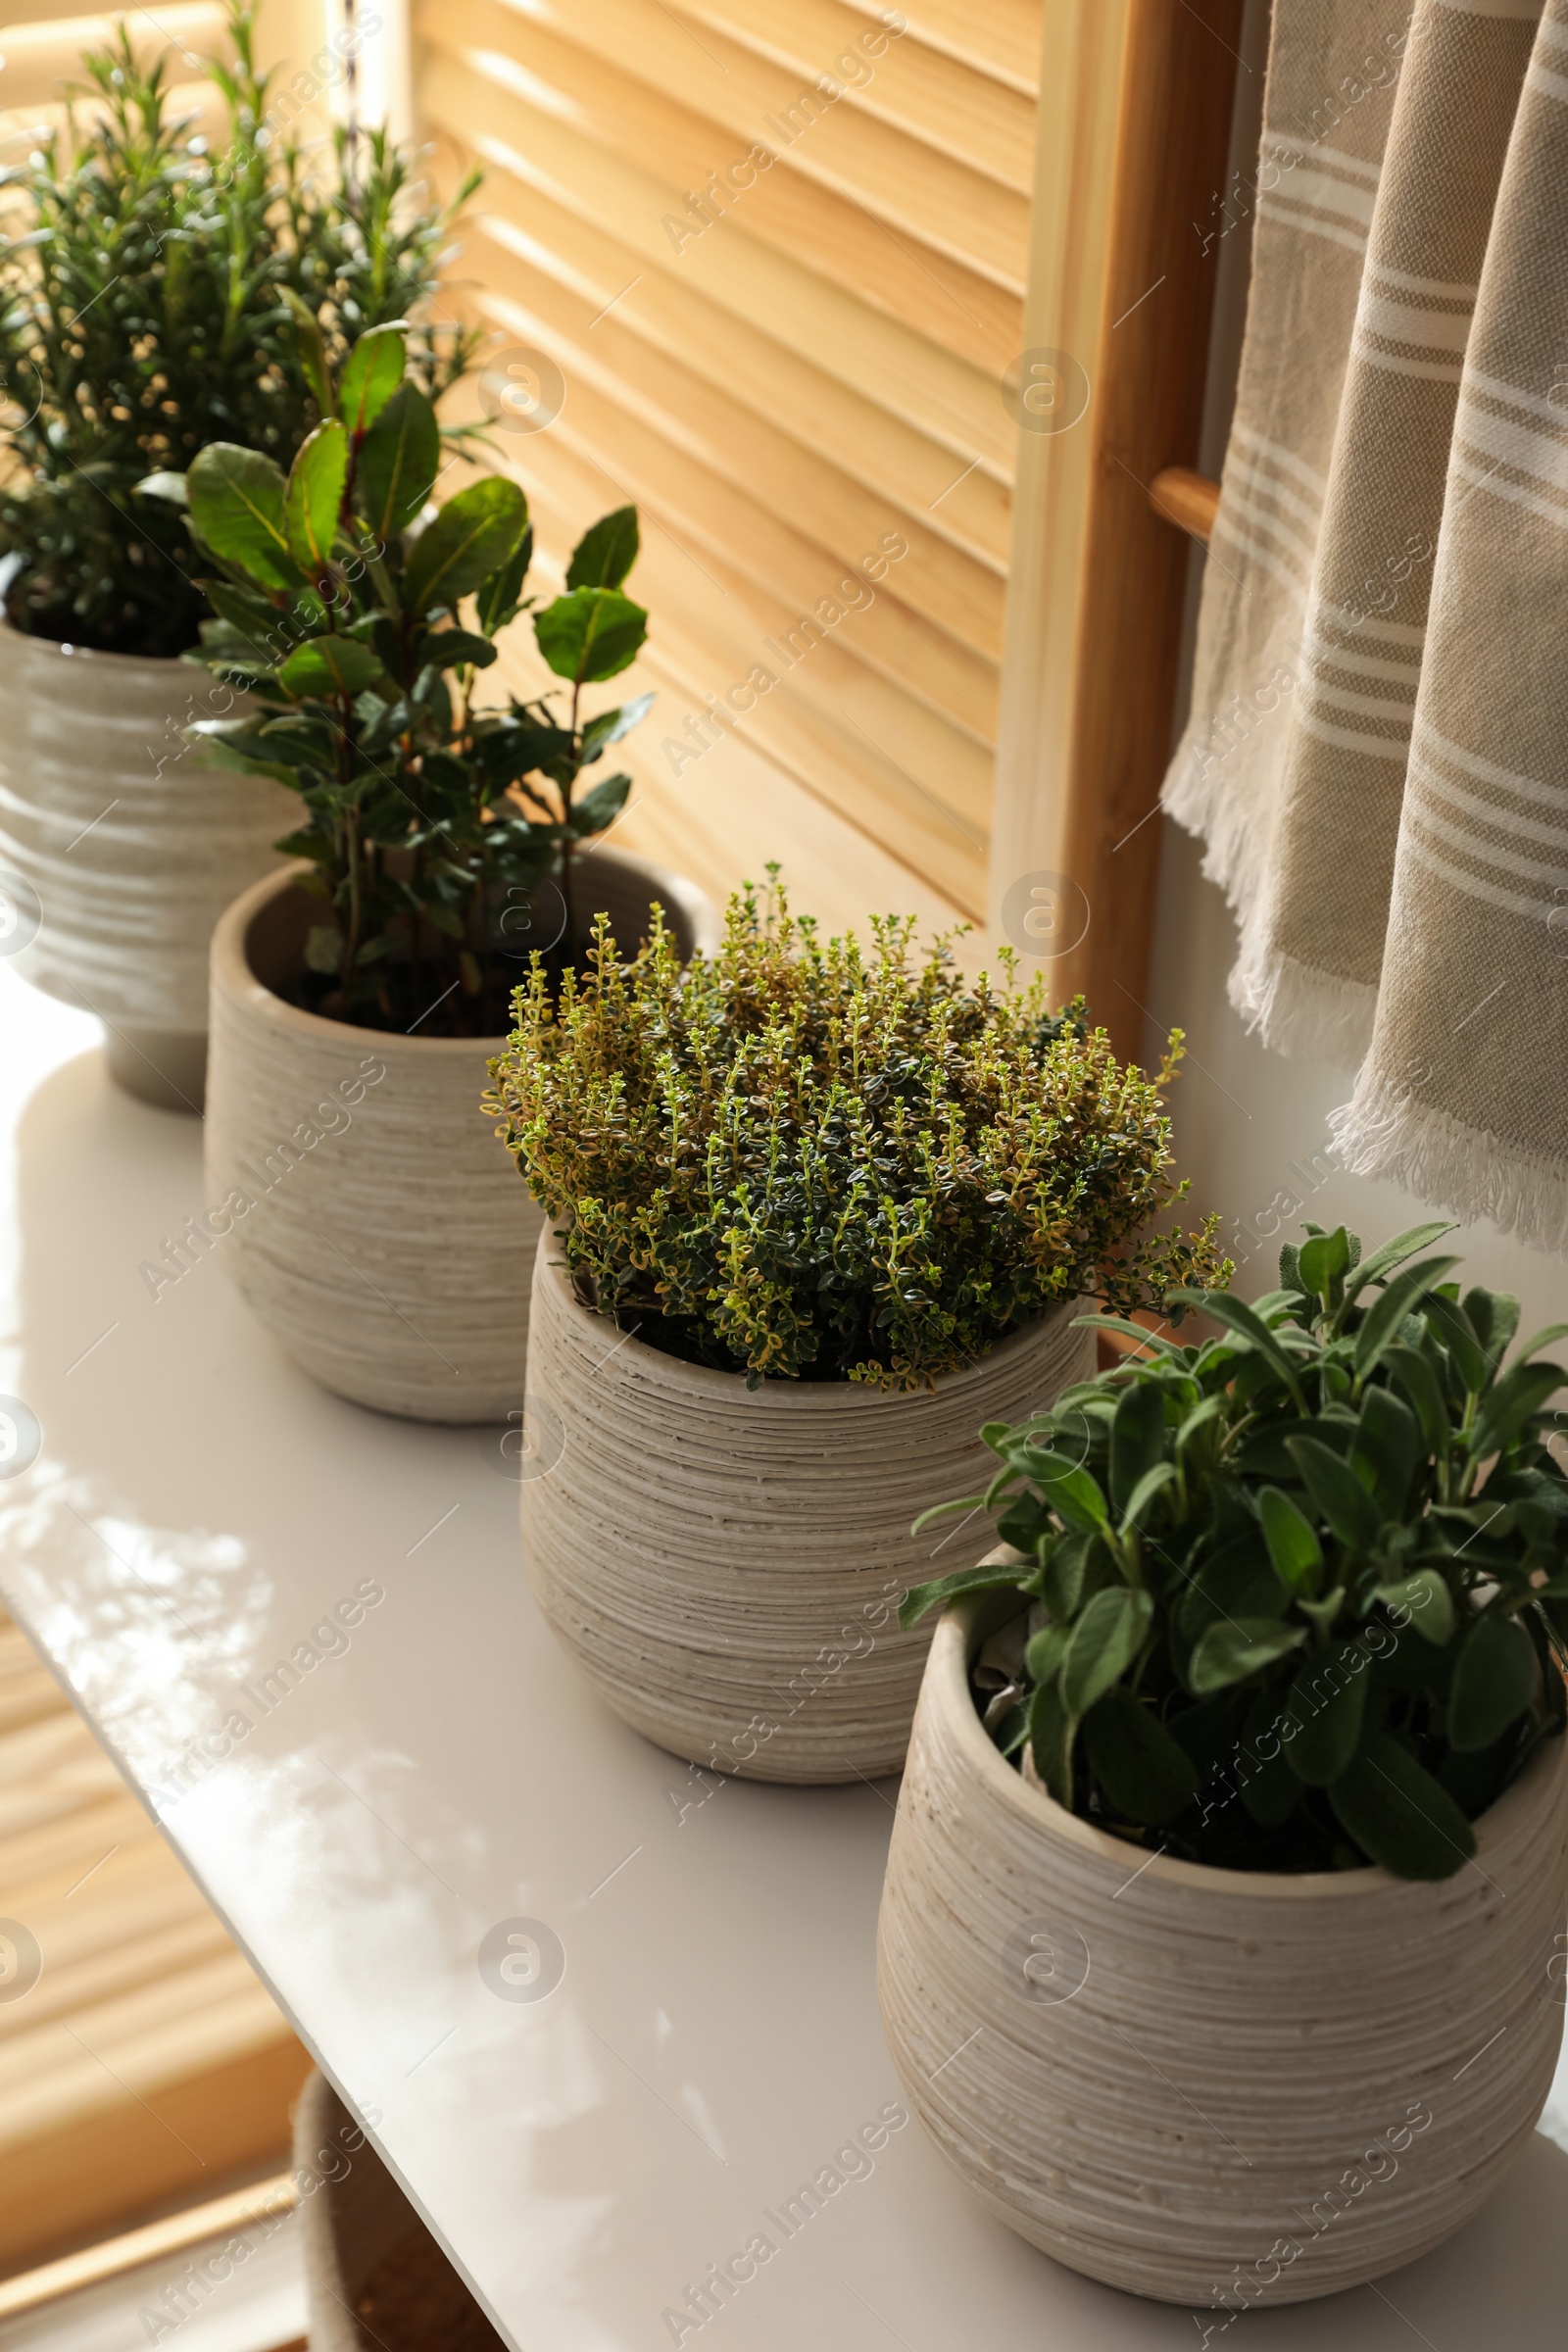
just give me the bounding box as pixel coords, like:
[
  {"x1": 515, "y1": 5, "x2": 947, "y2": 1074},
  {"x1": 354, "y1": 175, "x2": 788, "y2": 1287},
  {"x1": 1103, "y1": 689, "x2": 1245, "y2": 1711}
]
[{"x1": 3, "y1": 961, "x2": 1567, "y2": 2352}]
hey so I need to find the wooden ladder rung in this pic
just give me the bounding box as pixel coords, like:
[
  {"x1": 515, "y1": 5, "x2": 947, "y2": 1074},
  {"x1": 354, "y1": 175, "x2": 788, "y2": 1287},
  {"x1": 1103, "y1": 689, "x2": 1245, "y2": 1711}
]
[{"x1": 1150, "y1": 465, "x2": 1220, "y2": 544}]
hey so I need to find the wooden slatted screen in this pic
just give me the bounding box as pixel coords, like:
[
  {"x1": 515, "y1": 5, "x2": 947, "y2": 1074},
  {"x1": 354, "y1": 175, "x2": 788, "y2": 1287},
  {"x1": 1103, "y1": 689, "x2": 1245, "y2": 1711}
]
[
  {"x1": 0, "y1": 5, "x2": 230, "y2": 147},
  {"x1": 0, "y1": 1611, "x2": 310, "y2": 2270},
  {"x1": 416, "y1": 0, "x2": 1043, "y2": 943}
]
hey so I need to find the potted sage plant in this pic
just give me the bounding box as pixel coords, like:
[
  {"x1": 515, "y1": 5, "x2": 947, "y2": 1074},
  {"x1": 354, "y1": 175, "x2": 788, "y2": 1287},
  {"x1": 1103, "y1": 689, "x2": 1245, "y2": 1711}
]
[
  {"x1": 879, "y1": 1221, "x2": 1568, "y2": 2308},
  {"x1": 487, "y1": 872, "x2": 1227, "y2": 1781},
  {"x1": 0, "y1": 2, "x2": 472, "y2": 1107},
  {"x1": 175, "y1": 323, "x2": 714, "y2": 1423}
]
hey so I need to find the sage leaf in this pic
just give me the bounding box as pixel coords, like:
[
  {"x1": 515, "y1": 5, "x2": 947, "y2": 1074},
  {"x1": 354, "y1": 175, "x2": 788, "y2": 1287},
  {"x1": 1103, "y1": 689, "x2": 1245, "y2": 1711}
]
[
  {"x1": 897, "y1": 1562, "x2": 1031, "y2": 1632},
  {"x1": 1284, "y1": 1642, "x2": 1368, "y2": 1786},
  {"x1": 1085, "y1": 1688, "x2": 1199, "y2": 1826},
  {"x1": 1447, "y1": 1610, "x2": 1538, "y2": 1751},
  {"x1": 1118, "y1": 1461, "x2": 1178, "y2": 1536},
  {"x1": 1471, "y1": 1361, "x2": 1568, "y2": 1463},
  {"x1": 1041, "y1": 1528, "x2": 1094, "y2": 1618},
  {"x1": 1374, "y1": 1568, "x2": 1454, "y2": 1646},
  {"x1": 1237, "y1": 1688, "x2": 1300, "y2": 1828},
  {"x1": 1168, "y1": 1289, "x2": 1307, "y2": 1411},
  {"x1": 1110, "y1": 1379, "x2": 1166, "y2": 1513},
  {"x1": 1286, "y1": 1435, "x2": 1382, "y2": 1553},
  {"x1": 1059, "y1": 1587, "x2": 1153, "y2": 1718},
  {"x1": 1026, "y1": 1624, "x2": 1069, "y2": 1687},
  {"x1": 1189, "y1": 1617, "x2": 1307, "y2": 1695},
  {"x1": 1351, "y1": 1386, "x2": 1422, "y2": 1522},
  {"x1": 1383, "y1": 1343, "x2": 1450, "y2": 1455},
  {"x1": 1341, "y1": 1220, "x2": 1456, "y2": 1305},
  {"x1": 1174, "y1": 1532, "x2": 1288, "y2": 1640},
  {"x1": 1022, "y1": 1449, "x2": 1111, "y2": 1537},
  {"x1": 1259, "y1": 1485, "x2": 1323, "y2": 1596},
  {"x1": 1027, "y1": 1679, "x2": 1076, "y2": 1808},
  {"x1": 1330, "y1": 1735, "x2": 1477, "y2": 1878},
  {"x1": 1424, "y1": 1291, "x2": 1487, "y2": 1394},
  {"x1": 1353, "y1": 1255, "x2": 1461, "y2": 1382}
]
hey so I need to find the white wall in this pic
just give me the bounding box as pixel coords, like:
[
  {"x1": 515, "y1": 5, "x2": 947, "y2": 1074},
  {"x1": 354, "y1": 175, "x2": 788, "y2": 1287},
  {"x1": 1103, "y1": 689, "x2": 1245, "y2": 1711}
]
[{"x1": 1142, "y1": 0, "x2": 1568, "y2": 1332}]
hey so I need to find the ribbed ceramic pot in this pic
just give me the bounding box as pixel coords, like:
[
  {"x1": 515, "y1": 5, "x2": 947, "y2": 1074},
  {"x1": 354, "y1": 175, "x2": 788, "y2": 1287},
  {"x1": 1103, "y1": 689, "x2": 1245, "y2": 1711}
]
[
  {"x1": 0, "y1": 620, "x2": 292, "y2": 1110},
  {"x1": 294, "y1": 2072, "x2": 507, "y2": 2349},
  {"x1": 519, "y1": 1235, "x2": 1098, "y2": 1781},
  {"x1": 205, "y1": 851, "x2": 716, "y2": 1424},
  {"x1": 877, "y1": 1583, "x2": 1568, "y2": 2308}
]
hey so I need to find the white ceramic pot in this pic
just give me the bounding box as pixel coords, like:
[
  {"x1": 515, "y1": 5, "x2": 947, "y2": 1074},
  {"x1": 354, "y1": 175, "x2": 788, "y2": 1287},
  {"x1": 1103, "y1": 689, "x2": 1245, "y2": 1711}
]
[
  {"x1": 0, "y1": 620, "x2": 292, "y2": 1110},
  {"x1": 519, "y1": 1234, "x2": 1097, "y2": 1781},
  {"x1": 204, "y1": 851, "x2": 716, "y2": 1424},
  {"x1": 877, "y1": 1586, "x2": 1568, "y2": 2308}
]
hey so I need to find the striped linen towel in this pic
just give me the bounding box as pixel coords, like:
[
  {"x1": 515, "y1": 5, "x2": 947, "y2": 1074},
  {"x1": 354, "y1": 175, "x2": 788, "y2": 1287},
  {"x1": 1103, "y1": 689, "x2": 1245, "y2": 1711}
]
[{"x1": 1165, "y1": 0, "x2": 1568, "y2": 1251}]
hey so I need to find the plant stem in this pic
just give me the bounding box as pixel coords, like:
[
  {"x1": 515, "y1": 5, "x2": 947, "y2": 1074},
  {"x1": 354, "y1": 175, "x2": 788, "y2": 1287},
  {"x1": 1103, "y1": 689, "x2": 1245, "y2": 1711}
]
[{"x1": 343, "y1": 807, "x2": 362, "y2": 1000}]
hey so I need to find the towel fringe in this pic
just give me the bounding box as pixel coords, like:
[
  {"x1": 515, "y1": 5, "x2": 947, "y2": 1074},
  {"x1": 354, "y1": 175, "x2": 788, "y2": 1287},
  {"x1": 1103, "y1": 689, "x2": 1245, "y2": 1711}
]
[
  {"x1": 1161, "y1": 747, "x2": 1271, "y2": 924},
  {"x1": 1331, "y1": 1077, "x2": 1568, "y2": 1257},
  {"x1": 1229, "y1": 937, "x2": 1378, "y2": 1069}
]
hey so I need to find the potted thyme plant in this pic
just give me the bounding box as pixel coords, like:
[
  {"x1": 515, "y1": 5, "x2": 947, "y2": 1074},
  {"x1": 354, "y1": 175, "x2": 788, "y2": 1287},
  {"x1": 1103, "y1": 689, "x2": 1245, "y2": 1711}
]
[
  {"x1": 173, "y1": 324, "x2": 714, "y2": 1423},
  {"x1": 879, "y1": 1221, "x2": 1568, "y2": 2308},
  {"x1": 0, "y1": 3, "x2": 471, "y2": 1107},
  {"x1": 486, "y1": 874, "x2": 1227, "y2": 1782}
]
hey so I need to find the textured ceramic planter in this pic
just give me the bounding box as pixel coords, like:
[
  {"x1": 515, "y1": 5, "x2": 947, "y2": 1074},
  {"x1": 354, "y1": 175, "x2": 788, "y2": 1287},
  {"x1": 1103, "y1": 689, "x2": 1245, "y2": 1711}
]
[
  {"x1": 520, "y1": 1235, "x2": 1097, "y2": 1781},
  {"x1": 205, "y1": 850, "x2": 716, "y2": 1423},
  {"x1": 294, "y1": 2071, "x2": 507, "y2": 2350},
  {"x1": 878, "y1": 1583, "x2": 1568, "y2": 2308},
  {"x1": 0, "y1": 619, "x2": 292, "y2": 1110}
]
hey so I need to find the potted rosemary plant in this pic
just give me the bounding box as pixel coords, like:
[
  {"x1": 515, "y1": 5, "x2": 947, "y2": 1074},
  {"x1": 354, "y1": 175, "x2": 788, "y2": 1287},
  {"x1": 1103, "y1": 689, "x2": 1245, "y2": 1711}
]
[
  {"x1": 487, "y1": 875, "x2": 1226, "y2": 1781},
  {"x1": 177, "y1": 325, "x2": 714, "y2": 1422},
  {"x1": 879, "y1": 1221, "x2": 1568, "y2": 2307},
  {"x1": 0, "y1": 3, "x2": 471, "y2": 1107}
]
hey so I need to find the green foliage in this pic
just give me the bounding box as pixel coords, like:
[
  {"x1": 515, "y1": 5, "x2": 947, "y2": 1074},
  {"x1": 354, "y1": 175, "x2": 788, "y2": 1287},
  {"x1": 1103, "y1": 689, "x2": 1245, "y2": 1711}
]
[
  {"x1": 177, "y1": 325, "x2": 653, "y2": 1035},
  {"x1": 486, "y1": 871, "x2": 1230, "y2": 1390},
  {"x1": 905, "y1": 1220, "x2": 1568, "y2": 1879},
  {"x1": 0, "y1": 2, "x2": 476, "y2": 656}
]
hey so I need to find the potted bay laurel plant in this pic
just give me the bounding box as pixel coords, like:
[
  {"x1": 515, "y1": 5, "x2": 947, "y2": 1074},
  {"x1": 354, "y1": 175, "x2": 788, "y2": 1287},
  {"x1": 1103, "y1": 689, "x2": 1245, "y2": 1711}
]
[
  {"x1": 0, "y1": 3, "x2": 471, "y2": 1108},
  {"x1": 487, "y1": 874, "x2": 1227, "y2": 1782},
  {"x1": 879, "y1": 1220, "x2": 1568, "y2": 2307},
  {"x1": 178, "y1": 323, "x2": 714, "y2": 1422}
]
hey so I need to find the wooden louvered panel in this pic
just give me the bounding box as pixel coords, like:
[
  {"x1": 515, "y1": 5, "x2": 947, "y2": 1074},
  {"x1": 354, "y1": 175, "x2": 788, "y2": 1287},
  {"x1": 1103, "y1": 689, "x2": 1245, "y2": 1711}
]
[
  {"x1": 673, "y1": 0, "x2": 1037, "y2": 193},
  {"x1": 429, "y1": 34, "x2": 1021, "y2": 379},
  {"x1": 0, "y1": 1613, "x2": 308, "y2": 2268},
  {"x1": 455, "y1": 264, "x2": 1001, "y2": 754},
  {"x1": 461, "y1": 415, "x2": 990, "y2": 919},
  {"x1": 476, "y1": 432, "x2": 994, "y2": 913},
  {"x1": 463, "y1": 224, "x2": 1008, "y2": 668},
  {"x1": 842, "y1": 0, "x2": 1043, "y2": 92},
  {"x1": 419, "y1": 0, "x2": 1036, "y2": 927},
  {"x1": 0, "y1": 3, "x2": 225, "y2": 110},
  {"x1": 443, "y1": 0, "x2": 1031, "y2": 286},
  {"x1": 419, "y1": 37, "x2": 1015, "y2": 476},
  {"x1": 450, "y1": 158, "x2": 1013, "y2": 565}
]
